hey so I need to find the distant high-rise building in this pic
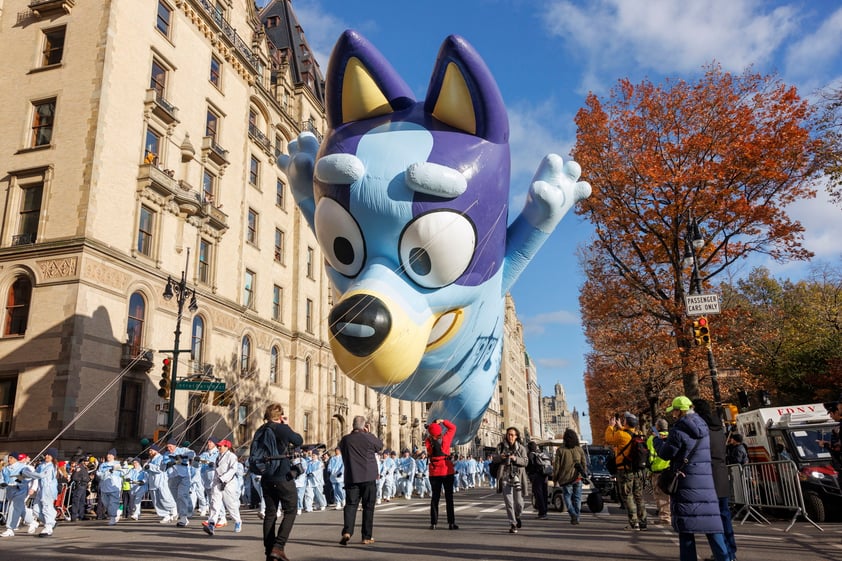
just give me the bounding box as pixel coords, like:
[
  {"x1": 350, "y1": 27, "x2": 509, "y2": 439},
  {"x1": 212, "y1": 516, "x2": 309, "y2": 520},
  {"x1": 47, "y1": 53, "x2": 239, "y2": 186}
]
[{"x1": 542, "y1": 382, "x2": 580, "y2": 439}]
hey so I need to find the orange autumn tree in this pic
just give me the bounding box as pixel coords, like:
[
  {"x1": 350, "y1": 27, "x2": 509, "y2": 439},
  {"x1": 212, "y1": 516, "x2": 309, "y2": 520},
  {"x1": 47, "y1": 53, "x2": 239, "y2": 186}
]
[{"x1": 573, "y1": 65, "x2": 824, "y2": 400}]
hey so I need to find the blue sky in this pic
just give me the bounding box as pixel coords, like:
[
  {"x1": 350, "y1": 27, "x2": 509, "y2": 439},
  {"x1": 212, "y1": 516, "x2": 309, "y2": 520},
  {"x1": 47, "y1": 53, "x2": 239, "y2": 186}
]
[{"x1": 265, "y1": 0, "x2": 842, "y2": 441}]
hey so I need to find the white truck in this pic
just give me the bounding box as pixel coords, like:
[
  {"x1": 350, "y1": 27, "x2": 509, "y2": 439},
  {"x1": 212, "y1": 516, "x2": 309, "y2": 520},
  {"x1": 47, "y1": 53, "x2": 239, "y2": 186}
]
[{"x1": 735, "y1": 402, "x2": 841, "y2": 521}]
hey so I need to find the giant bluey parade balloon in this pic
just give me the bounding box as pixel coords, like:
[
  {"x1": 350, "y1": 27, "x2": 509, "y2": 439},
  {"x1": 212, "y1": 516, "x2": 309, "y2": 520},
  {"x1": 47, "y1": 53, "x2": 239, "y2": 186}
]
[{"x1": 279, "y1": 30, "x2": 591, "y2": 443}]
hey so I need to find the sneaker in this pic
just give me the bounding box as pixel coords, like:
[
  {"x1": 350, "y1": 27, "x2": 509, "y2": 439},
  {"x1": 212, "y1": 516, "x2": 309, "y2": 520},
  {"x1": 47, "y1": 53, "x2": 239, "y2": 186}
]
[
  {"x1": 27, "y1": 522, "x2": 39, "y2": 534},
  {"x1": 0, "y1": 529, "x2": 14, "y2": 538},
  {"x1": 159, "y1": 516, "x2": 172, "y2": 524},
  {"x1": 334, "y1": 504, "x2": 343, "y2": 510},
  {"x1": 296, "y1": 509, "x2": 302, "y2": 515},
  {"x1": 625, "y1": 523, "x2": 640, "y2": 531},
  {"x1": 361, "y1": 538, "x2": 375, "y2": 544},
  {"x1": 339, "y1": 533, "x2": 351, "y2": 546},
  {"x1": 537, "y1": 514, "x2": 548, "y2": 520},
  {"x1": 639, "y1": 521, "x2": 648, "y2": 530},
  {"x1": 38, "y1": 527, "x2": 53, "y2": 537},
  {"x1": 509, "y1": 524, "x2": 518, "y2": 534},
  {"x1": 571, "y1": 517, "x2": 580, "y2": 525},
  {"x1": 516, "y1": 518, "x2": 522, "y2": 528},
  {"x1": 203, "y1": 522, "x2": 214, "y2": 536},
  {"x1": 258, "y1": 512, "x2": 266, "y2": 519},
  {"x1": 319, "y1": 505, "x2": 326, "y2": 511},
  {"x1": 108, "y1": 517, "x2": 117, "y2": 526},
  {"x1": 176, "y1": 517, "x2": 189, "y2": 527},
  {"x1": 215, "y1": 520, "x2": 227, "y2": 528},
  {"x1": 130, "y1": 515, "x2": 139, "y2": 521},
  {"x1": 234, "y1": 522, "x2": 241, "y2": 533}
]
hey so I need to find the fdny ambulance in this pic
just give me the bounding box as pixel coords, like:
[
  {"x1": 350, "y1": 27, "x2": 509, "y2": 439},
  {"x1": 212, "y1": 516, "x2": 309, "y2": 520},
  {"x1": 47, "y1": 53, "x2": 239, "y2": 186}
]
[{"x1": 734, "y1": 403, "x2": 840, "y2": 522}]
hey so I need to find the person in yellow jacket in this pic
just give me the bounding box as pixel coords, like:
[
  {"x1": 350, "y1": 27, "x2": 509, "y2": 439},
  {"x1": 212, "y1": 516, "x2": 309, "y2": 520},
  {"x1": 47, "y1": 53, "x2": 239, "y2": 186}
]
[
  {"x1": 605, "y1": 412, "x2": 648, "y2": 530},
  {"x1": 647, "y1": 418, "x2": 671, "y2": 525}
]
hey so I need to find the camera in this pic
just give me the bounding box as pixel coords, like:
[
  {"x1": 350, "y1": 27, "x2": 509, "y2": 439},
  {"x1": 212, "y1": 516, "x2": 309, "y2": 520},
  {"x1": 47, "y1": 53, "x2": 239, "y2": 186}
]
[
  {"x1": 286, "y1": 462, "x2": 305, "y2": 481},
  {"x1": 508, "y1": 473, "x2": 521, "y2": 489}
]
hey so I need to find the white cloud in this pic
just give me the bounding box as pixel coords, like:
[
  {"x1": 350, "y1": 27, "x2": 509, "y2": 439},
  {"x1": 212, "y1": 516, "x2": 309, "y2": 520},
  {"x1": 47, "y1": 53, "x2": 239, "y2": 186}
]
[
  {"x1": 290, "y1": 0, "x2": 368, "y2": 68},
  {"x1": 521, "y1": 308, "x2": 581, "y2": 335},
  {"x1": 783, "y1": 6, "x2": 842, "y2": 92},
  {"x1": 540, "y1": 0, "x2": 798, "y2": 94}
]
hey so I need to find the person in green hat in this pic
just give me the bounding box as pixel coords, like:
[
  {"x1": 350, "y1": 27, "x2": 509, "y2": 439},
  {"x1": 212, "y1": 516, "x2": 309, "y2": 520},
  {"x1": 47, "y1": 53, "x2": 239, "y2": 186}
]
[{"x1": 653, "y1": 396, "x2": 730, "y2": 561}]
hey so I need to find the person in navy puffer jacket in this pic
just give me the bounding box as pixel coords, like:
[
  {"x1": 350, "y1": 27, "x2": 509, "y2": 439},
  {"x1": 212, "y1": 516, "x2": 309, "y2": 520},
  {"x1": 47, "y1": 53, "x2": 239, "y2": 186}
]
[{"x1": 654, "y1": 396, "x2": 729, "y2": 561}]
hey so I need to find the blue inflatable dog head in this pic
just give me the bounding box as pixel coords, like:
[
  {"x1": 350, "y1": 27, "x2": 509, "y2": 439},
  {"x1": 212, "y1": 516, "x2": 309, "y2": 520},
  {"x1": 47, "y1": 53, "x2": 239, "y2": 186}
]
[{"x1": 281, "y1": 31, "x2": 590, "y2": 442}]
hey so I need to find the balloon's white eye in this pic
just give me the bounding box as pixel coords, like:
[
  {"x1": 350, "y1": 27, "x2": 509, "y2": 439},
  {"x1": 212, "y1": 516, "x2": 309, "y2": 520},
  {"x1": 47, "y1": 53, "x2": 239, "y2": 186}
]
[
  {"x1": 399, "y1": 211, "x2": 476, "y2": 289},
  {"x1": 315, "y1": 198, "x2": 365, "y2": 277}
]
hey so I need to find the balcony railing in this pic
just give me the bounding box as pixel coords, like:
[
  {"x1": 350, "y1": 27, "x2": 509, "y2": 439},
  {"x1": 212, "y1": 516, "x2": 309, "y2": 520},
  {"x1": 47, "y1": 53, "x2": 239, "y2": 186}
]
[
  {"x1": 248, "y1": 123, "x2": 272, "y2": 153},
  {"x1": 195, "y1": 0, "x2": 262, "y2": 73},
  {"x1": 120, "y1": 344, "x2": 154, "y2": 371},
  {"x1": 300, "y1": 120, "x2": 323, "y2": 142},
  {"x1": 201, "y1": 136, "x2": 229, "y2": 166},
  {"x1": 144, "y1": 89, "x2": 179, "y2": 125},
  {"x1": 137, "y1": 164, "x2": 228, "y2": 232},
  {"x1": 29, "y1": 0, "x2": 75, "y2": 17},
  {"x1": 12, "y1": 232, "x2": 36, "y2": 246}
]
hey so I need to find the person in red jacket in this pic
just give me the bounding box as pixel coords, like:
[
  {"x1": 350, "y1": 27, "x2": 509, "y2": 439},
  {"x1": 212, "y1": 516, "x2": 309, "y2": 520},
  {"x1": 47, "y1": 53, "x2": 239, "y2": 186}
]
[{"x1": 425, "y1": 419, "x2": 458, "y2": 530}]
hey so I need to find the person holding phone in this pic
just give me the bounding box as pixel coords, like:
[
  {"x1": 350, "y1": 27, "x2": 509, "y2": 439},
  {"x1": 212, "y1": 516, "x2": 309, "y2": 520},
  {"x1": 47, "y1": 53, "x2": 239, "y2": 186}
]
[{"x1": 647, "y1": 419, "x2": 671, "y2": 525}]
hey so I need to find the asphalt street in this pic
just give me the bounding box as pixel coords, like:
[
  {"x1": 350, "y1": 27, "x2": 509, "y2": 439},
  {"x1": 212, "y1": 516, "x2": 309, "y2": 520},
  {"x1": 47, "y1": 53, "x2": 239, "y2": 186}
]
[{"x1": 0, "y1": 487, "x2": 839, "y2": 561}]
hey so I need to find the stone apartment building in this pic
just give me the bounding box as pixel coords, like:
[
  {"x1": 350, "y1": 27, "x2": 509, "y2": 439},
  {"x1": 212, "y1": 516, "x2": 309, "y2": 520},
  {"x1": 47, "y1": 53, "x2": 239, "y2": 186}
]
[{"x1": 0, "y1": 0, "x2": 536, "y2": 457}]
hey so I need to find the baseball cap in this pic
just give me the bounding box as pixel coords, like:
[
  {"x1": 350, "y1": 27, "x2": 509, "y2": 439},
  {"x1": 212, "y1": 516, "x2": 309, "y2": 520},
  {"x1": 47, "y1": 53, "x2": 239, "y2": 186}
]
[
  {"x1": 666, "y1": 396, "x2": 693, "y2": 412},
  {"x1": 218, "y1": 439, "x2": 232, "y2": 448},
  {"x1": 623, "y1": 412, "x2": 639, "y2": 427},
  {"x1": 427, "y1": 423, "x2": 442, "y2": 437}
]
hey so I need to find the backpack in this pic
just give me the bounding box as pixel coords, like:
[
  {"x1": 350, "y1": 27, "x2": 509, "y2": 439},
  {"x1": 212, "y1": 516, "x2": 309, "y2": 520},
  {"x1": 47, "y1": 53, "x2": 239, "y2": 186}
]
[
  {"x1": 620, "y1": 431, "x2": 650, "y2": 472},
  {"x1": 248, "y1": 423, "x2": 282, "y2": 478},
  {"x1": 539, "y1": 452, "x2": 553, "y2": 477}
]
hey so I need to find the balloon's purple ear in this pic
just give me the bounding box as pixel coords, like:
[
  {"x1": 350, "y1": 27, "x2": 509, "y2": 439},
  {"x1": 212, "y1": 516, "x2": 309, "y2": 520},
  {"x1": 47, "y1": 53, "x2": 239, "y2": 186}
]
[
  {"x1": 324, "y1": 29, "x2": 415, "y2": 129},
  {"x1": 424, "y1": 35, "x2": 508, "y2": 144}
]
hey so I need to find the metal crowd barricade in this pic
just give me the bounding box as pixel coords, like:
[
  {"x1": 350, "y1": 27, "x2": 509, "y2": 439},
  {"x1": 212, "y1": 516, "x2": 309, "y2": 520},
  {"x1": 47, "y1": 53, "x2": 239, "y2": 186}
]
[
  {"x1": 729, "y1": 459, "x2": 821, "y2": 532},
  {"x1": 0, "y1": 486, "x2": 6, "y2": 525}
]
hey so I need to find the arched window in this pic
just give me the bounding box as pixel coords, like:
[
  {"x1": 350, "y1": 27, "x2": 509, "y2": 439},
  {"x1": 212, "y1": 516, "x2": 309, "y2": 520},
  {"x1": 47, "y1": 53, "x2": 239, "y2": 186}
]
[
  {"x1": 304, "y1": 356, "x2": 311, "y2": 391},
  {"x1": 240, "y1": 335, "x2": 251, "y2": 376},
  {"x1": 125, "y1": 292, "x2": 145, "y2": 354},
  {"x1": 269, "y1": 345, "x2": 280, "y2": 384},
  {"x1": 4, "y1": 276, "x2": 32, "y2": 336},
  {"x1": 191, "y1": 316, "x2": 205, "y2": 367}
]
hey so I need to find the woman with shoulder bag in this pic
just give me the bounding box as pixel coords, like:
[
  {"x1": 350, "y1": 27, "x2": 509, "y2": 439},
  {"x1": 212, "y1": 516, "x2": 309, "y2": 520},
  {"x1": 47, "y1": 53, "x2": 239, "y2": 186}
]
[
  {"x1": 526, "y1": 441, "x2": 549, "y2": 520},
  {"x1": 553, "y1": 429, "x2": 587, "y2": 525},
  {"x1": 496, "y1": 427, "x2": 528, "y2": 533},
  {"x1": 653, "y1": 396, "x2": 730, "y2": 561}
]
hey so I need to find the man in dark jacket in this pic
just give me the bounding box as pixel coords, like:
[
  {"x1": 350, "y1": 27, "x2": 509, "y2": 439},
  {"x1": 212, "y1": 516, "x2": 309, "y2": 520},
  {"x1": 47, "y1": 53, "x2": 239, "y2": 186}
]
[
  {"x1": 725, "y1": 433, "x2": 749, "y2": 465},
  {"x1": 693, "y1": 399, "x2": 738, "y2": 561},
  {"x1": 260, "y1": 403, "x2": 303, "y2": 561},
  {"x1": 653, "y1": 396, "x2": 729, "y2": 561},
  {"x1": 338, "y1": 415, "x2": 384, "y2": 546}
]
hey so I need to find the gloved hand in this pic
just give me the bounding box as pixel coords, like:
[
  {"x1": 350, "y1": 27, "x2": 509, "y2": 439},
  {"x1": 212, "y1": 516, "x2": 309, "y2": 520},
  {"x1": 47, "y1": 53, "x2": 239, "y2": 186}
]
[{"x1": 165, "y1": 461, "x2": 175, "y2": 470}]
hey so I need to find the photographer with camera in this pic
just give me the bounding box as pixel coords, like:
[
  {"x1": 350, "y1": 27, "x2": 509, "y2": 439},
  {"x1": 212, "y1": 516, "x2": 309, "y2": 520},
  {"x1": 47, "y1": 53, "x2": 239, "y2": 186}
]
[
  {"x1": 495, "y1": 426, "x2": 528, "y2": 533},
  {"x1": 425, "y1": 418, "x2": 458, "y2": 530},
  {"x1": 338, "y1": 415, "x2": 383, "y2": 547},
  {"x1": 258, "y1": 403, "x2": 302, "y2": 561}
]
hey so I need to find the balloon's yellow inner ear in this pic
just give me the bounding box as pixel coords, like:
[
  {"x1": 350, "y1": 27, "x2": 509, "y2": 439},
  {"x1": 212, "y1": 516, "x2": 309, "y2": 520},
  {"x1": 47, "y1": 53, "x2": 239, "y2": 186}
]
[
  {"x1": 432, "y1": 62, "x2": 476, "y2": 135},
  {"x1": 341, "y1": 57, "x2": 393, "y2": 123}
]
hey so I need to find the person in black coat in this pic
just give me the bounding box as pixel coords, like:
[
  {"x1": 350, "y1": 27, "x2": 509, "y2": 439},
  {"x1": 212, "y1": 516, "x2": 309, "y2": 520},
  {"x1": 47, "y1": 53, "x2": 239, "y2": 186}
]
[{"x1": 693, "y1": 399, "x2": 738, "y2": 561}]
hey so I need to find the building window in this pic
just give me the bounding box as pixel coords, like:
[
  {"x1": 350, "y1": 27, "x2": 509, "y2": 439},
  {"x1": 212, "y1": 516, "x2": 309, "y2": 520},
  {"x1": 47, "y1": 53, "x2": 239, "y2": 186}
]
[
  {"x1": 41, "y1": 26, "x2": 66, "y2": 66},
  {"x1": 272, "y1": 284, "x2": 282, "y2": 322},
  {"x1": 144, "y1": 127, "x2": 161, "y2": 165},
  {"x1": 117, "y1": 380, "x2": 142, "y2": 438},
  {"x1": 249, "y1": 155, "x2": 260, "y2": 186},
  {"x1": 240, "y1": 335, "x2": 251, "y2": 376},
  {"x1": 31, "y1": 99, "x2": 55, "y2": 147},
  {"x1": 125, "y1": 292, "x2": 145, "y2": 355},
  {"x1": 4, "y1": 277, "x2": 33, "y2": 337},
  {"x1": 247, "y1": 209, "x2": 258, "y2": 245},
  {"x1": 191, "y1": 315, "x2": 205, "y2": 366},
  {"x1": 17, "y1": 184, "x2": 43, "y2": 245},
  {"x1": 0, "y1": 377, "x2": 18, "y2": 437},
  {"x1": 209, "y1": 55, "x2": 221, "y2": 87},
  {"x1": 353, "y1": 382, "x2": 359, "y2": 404},
  {"x1": 330, "y1": 366, "x2": 337, "y2": 396},
  {"x1": 202, "y1": 169, "x2": 216, "y2": 203},
  {"x1": 276, "y1": 179, "x2": 286, "y2": 209},
  {"x1": 364, "y1": 387, "x2": 370, "y2": 408},
  {"x1": 274, "y1": 229, "x2": 284, "y2": 264},
  {"x1": 150, "y1": 59, "x2": 166, "y2": 98},
  {"x1": 156, "y1": 1, "x2": 172, "y2": 37},
  {"x1": 238, "y1": 403, "x2": 249, "y2": 443},
  {"x1": 303, "y1": 411, "x2": 311, "y2": 441},
  {"x1": 305, "y1": 298, "x2": 313, "y2": 333},
  {"x1": 306, "y1": 247, "x2": 315, "y2": 279},
  {"x1": 243, "y1": 270, "x2": 255, "y2": 309},
  {"x1": 269, "y1": 345, "x2": 280, "y2": 384},
  {"x1": 206, "y1": 109, "x2": 219, "y2": 141},
  {"x1": 137, "y1": 206, "x2": 154, "y2": 256},
  {"x1": 186, "y1": 393, "x2": 204, "y2": 445},
  {"x1": 304, "y1": 357, "x2": 311, "y2": 391},
  {"x1": 198, "y1": 239, "x2": 212, "y2": 284}
]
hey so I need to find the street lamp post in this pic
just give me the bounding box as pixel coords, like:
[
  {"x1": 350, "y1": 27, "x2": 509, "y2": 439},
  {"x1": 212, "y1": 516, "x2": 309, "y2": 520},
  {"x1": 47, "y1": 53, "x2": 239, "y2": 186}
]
[
  {"x1": 162, "y1": 249, "x2": 198, "y2": 430},
  {"x1": 683, "y1": 214, "x2": 722, "y2": 410}
]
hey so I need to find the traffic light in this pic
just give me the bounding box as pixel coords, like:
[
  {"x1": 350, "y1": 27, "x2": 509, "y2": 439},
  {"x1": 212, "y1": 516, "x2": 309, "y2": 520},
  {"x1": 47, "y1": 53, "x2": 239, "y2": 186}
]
[
  {"x1": 692, "y1": 316, "x2": 711, "y2": 346},
  {"x1": 158, "y1": 357, "x2": 172, "y2": 398}
]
